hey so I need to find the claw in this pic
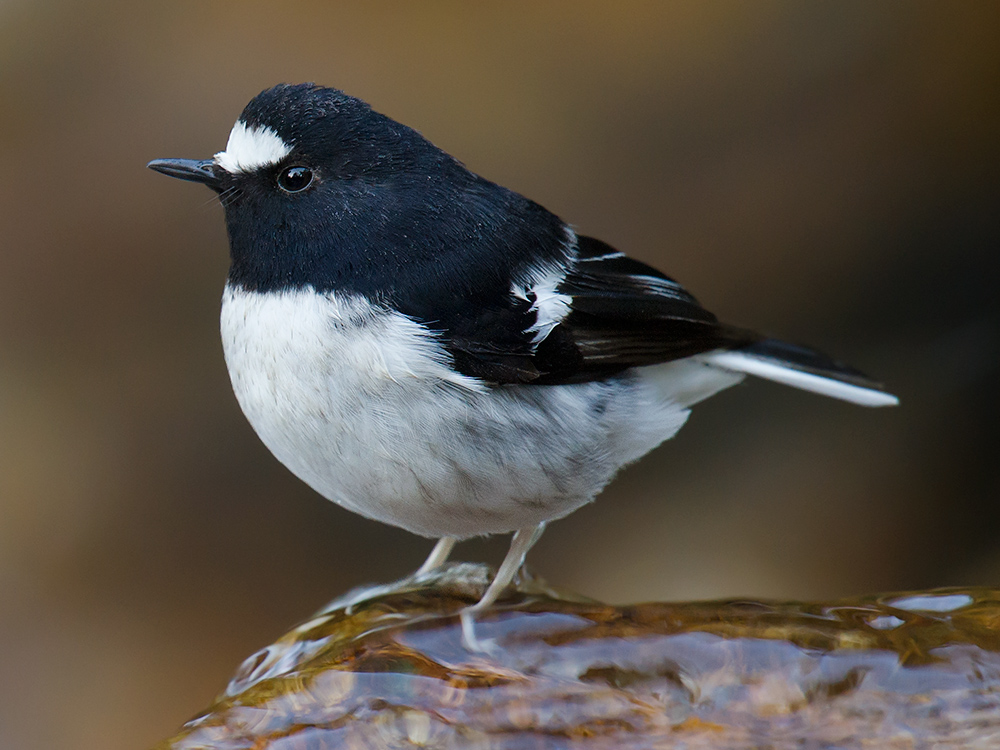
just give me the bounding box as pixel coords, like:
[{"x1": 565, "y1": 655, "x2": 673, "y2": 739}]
[{"x1": 460, "y1": 607, "x2": 500, "y2": 654}]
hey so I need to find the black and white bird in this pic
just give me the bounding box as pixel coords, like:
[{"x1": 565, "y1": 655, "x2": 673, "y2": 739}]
[{"x1": 149, "y1": 83, "x2": 897, "y2": 628}]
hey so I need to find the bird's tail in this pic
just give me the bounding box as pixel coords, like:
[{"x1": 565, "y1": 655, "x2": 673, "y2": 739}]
[{"x1": 702, "y1": 338, "x2": 898, "y2": 407}]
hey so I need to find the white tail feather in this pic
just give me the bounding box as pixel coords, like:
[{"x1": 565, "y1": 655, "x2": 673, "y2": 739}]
[{"x1": 704, "y1": 351, "x2": 899, "y2": 407}]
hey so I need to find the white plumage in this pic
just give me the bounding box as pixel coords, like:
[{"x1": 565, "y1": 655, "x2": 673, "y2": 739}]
[
  {"x1": 220, "y1": 283, "x2": 743, "y2": 538},
  {"x1": 704, "y1": 350, "x2": 899, "y2": 407},
  {"x1": 214, "y1": 121, "x2": 291, "y2": 175}
]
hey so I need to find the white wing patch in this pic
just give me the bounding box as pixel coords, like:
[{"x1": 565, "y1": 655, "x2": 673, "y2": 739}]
[
  {"x1": 513, "y1": 265, "x2": 572, "y2": 344},
  {"x1": 214, "y1": 120, "x2": 292, "y2": 174},
  {"x1": 578, "y1": 250, "x2": 625, "y2": 262},
  {"x1": 631, "y1": 274, "x2": 687, "y2": 296}
]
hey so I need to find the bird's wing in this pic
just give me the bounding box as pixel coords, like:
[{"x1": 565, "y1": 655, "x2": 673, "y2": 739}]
[
  {"x1": 439, "y1": 234, "x2": 896, "y2": 406},
  {"x1": 441, "y1": 235, "x2": 753, "y2": 385}
]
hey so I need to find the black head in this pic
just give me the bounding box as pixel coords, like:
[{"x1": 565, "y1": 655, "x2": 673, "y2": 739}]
[
  {"x1": 148, "y1": 83, "x2": 569, "y2": 309},
  {"x1": 149, "y1": 83, "x2": 451, "y2": 184}
]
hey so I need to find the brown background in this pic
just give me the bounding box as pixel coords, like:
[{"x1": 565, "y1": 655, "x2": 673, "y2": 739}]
[{"x1": 1, "y1": 3, "x2": 998, "y2": 749}]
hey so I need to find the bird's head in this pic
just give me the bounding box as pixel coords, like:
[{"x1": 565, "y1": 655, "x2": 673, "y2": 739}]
[
  {"x1": 150, "y1": 82, "x2": 447, "y2": 194},
  {"x1": 149, "y1": 82, "x2": 565, "y2": 301},
  {"x1": 148, "y1": 83, "x2": 468, "y2": 291}
]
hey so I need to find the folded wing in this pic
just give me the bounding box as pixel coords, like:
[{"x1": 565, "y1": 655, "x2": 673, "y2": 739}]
[{"x1": 442, "y1": 235, "x2": 896, "y2": 406}]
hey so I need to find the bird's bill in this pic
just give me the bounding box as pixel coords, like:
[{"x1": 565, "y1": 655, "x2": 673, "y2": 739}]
[{"x1": 147, "y1": 158, "x2": 222, "y2": 190}]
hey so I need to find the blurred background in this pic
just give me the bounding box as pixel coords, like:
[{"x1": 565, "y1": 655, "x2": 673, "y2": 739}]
[{"x1": 0, "y1": 2, "x2": 998, "y2": 748}]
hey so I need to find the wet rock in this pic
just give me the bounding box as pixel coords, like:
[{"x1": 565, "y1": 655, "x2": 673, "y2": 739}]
[{"x1": 154, "y1": 564, "x2": 1000, "y2": 749}]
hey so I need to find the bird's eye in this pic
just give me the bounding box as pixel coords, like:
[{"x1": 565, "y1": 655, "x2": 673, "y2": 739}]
[{"x1": 277, "y1": 166, "x2": 314, "y2": 193}]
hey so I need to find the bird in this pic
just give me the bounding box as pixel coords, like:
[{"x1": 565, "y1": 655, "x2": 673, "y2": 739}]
[{"x1": 149, "y1": 83, "x2": 897, "y2": 641}]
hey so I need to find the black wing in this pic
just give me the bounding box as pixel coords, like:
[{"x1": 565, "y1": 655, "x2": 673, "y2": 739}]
[{"x1": 442, "y1": 235, "x2": 755, "y2": 385}]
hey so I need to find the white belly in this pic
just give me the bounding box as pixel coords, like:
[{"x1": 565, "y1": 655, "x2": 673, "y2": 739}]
[{"x1": 219, "y1": 284, "x2": 740, "y2": 538}]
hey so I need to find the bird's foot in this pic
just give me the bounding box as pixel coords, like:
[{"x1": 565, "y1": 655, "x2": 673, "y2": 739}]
[{"x1": 459, "y1": 605, "x2": 500, "y2": 654}]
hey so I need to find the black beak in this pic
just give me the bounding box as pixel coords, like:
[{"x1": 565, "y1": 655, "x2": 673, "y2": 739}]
[{"x1": 147, "y1": 158, "x2": 222, "y2": 190}]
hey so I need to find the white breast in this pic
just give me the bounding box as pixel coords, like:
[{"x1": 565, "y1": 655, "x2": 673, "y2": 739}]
[{"x1": 219, "y1": 284, "x2": 736, "y2": 538}]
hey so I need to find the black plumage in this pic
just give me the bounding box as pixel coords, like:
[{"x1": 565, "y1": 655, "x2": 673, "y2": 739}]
[{"x1": 210, "y1": 83, "x2": 885, "y2": 395}]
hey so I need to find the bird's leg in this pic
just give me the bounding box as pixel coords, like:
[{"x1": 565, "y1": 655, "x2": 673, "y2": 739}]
[
  {"x1": 461, "y1": 522, "x2": 546, "y2": 651},
  {"x1": 416, "y1": 536, "x2": 457, "y2": 576}
]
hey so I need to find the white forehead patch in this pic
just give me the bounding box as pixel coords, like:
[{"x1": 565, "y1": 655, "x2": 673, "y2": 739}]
[{"x1": 214, "y1": 120, "x2": 292, "y2": 174}]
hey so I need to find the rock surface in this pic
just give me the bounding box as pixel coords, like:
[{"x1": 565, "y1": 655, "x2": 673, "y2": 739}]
[{"x1": 154, "y1": 564, "x2": 1000, "y2": 749}]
